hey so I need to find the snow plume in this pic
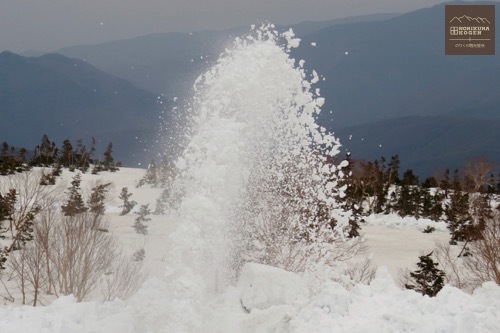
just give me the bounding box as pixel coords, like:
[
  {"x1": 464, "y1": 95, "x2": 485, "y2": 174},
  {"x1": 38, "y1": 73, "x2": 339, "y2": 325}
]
[{"x1": 165, "y1": 23, "x2": 348, "y2": 324}]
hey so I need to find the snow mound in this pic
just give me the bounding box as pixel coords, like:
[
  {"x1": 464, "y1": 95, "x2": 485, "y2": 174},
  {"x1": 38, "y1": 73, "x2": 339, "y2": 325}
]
[
  {"x1": 0, "y1": 266, "x2": 499, "y2": 332},
  {"x1": 290, "y1": 268, "x2": 500, "y2": 333},
  {"x1": 365, "y1": 213, "x2": 448, "y2": 231},
  {"x1": 238, "y1": 263, "x2": 309, "y2": 312}
]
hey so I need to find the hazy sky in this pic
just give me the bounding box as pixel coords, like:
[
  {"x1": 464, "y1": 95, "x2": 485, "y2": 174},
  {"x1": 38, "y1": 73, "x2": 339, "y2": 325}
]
[{"x1": 0, "y1": 0, "x2": 453, "y2": 52}]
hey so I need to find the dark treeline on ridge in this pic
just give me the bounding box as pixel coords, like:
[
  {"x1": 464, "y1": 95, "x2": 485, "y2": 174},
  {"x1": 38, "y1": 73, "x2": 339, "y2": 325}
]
[
  {"x1": 338, "y1": 153, "x2": 499, "y2": 248},
  {"x1": 0, "y1": 134, "x2": 120, "y2": 176},
  {"x1": 2, "y1": 134, "x2": 499, "y2": 249}
]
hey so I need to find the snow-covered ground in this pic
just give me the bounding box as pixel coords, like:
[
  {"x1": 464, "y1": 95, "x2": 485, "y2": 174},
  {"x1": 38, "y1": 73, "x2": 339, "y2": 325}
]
[{"x1": 0, "y1": 167, "x2": 498, "y2": 333}]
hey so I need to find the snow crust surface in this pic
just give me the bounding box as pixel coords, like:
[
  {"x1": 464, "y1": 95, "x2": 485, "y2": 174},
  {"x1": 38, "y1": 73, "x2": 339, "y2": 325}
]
[{"x1": 1, "y1": 266, "x2": 498, "y2": 333}]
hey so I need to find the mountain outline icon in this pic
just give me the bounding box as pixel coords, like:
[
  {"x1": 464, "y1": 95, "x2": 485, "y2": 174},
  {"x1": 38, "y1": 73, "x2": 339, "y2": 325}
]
[{"x1": 449, "y1": 15, "x2": 491, "y2": 24}]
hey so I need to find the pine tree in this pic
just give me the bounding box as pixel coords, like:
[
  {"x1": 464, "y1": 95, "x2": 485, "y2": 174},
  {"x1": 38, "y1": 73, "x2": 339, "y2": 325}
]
[
  {"x1": 133, "y1": 204, "x2": 151, "y2": 235},
  {"x1": 0, "y1": 248, "x2": 7, "y2": 271},
  {"x1": 75, "y1": 139, "x2": 89, "y2": 172},
  {"x1": 496, "y1": 172, "x2": 500, "y2": 194},
  {"x1": 12, "y1": 206, "x2": 39, "y2": 249},
  {"x1": 119, "y1": 187, "x2": 137, "y2": 216},
  {"x1": 467, "y1": 193, "x2": 492, "y2": 243},
  {"x1": 487, "y1": 173, "x2": 495, "y2": 194},
  {"x1": 421, "y1": 187, "x2": 433, "y2": 219},
  {"x1": 385, "y1": 190, "x2": 398, "y2": 214},
  {"x1": 0, "y1": 189, "x2": 16, "y2": 235},
  {"x1": 17, "y1": 147, "x2": 28, "y2": 165},
  {"x1": 405, "y1": 252, "x2": 445, "y2": 297},
  {"x1": 421, "y1": 177, "x2": 441, "y2": 220},
  {"x1": 452, "y1": 169, "x2": 461, "y2": 192},
  {"x1": 394, "y1": 169, "x2": 422, "y2": 217},
  {"x1": 88, "y1": 182, "x2": 112, "y2": 227},
  {"x1": 346, "y1": 204, "x2": 362, "y2": 238},
  {"x1": 103, "y1": 142, "x2": 119, "y2": 172},
  {"x1": 138, "y1": 160, "x2": 159, "y2": 187},
  {"x1": 61, "y1": 174, "x2": 88, "y2": 216},
  {"x1": 32, "y1": 134, "x2": 57, "y2": 166},
  {"x1": 40, "y1": 167, "x2": 59, "y2": 185},
  {"x1": 386, "y1": 154, "x2": 401, "y2": 185},
  {"x1": 132, "y1": 248, "x2": 146, "y2": 261},
  {"x1": 59, "y1": 139, "x2": 75, "y2": 170},
  {"x1": 441, "y1": 169, "x2": 451, "y2": 197},
  {"x1": 1, "y1": 188, "x2": 39, "y2": 252},
  {"x1": 0, "y1": 142, "x2": 15, "y2": 175},
  {"x1": 154, "y1": 192, "x2": 167, "y2": 215},
  {"x1": 446, "y1": 190, "x2": 472, "y2": 244},
  {"x1": 402, "y1": 169, "x2": 419, "y2": 186},
  {"x1": 338, "y1": 153, "x2": 363, "y2": 238},
  {"x1": 0, "y1": 192, "x2": 10, "y2": 238},
  {"x1": 373, "y1": 157, "x2": 388, "y2": 213},
  {"x1": 429, "y1": 188, "x2": 444, "y2": 221}
]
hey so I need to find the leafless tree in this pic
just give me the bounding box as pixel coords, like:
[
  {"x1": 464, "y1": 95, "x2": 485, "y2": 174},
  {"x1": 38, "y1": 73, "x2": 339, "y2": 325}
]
[
  {"x1": 463, "y1": 156, "x2": 497, "y2": 193},
  {"x1": 463, "y1": 211, "x2": 500, "y2": 286},
  {"x1": 3, "y1": 171, "x2": 146, "y2": 304},
  {"x1": 432, "y1": 242, "x2": 473, "y2": 291},
  {"x1": 343, "y1": 256, "x2": 377, "y2": 285},
  {"x1": 431, "y1": 211, "x2": 499, "y2": 292},
  {"x1": 100, "y1": 254, "x2": 147, "y2": 302},
  {"x1": 9, "y1": 241, "x2": 48, "y2": 306},
  {"x1": 48, "y1": 212, "x2": 116, "y2": 301},
  {"x1": 0, "y1": 170, "x2": 64, "y2": 251}
]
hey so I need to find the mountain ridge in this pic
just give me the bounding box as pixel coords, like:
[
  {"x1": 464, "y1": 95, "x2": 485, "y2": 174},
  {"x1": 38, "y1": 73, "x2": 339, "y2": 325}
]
[
  {"x1": 2, "y1": 1, "x2": 499, "y2": 174},
  {"x1": 336, "y1": 115, "x2": 500, "y2": 176},
  {"x1": 0, "y1": 51, "x2": 163, "y2": 165}
]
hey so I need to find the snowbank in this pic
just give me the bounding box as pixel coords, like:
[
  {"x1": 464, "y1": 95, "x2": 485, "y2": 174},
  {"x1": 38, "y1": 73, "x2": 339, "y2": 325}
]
[
  {"x1": 1, "y1": 266, "x2": 498, "y2": 333},
  {"x1": 238, "y1": 263, "x2": 309, "y2": 311},
  {"x1": 290, "y1": 268, "x2": 500, "y2": 333},
  {"x1": 364, "y1": 213, "x2": 448, "y2": 231}
]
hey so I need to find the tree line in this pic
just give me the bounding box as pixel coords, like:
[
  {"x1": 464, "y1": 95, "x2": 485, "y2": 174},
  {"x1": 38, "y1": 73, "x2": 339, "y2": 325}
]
[
  {"x1": 0, "y1": 134, "x2": 119, "y2": 176},
  {"x1": 340, "y1": 154, "x2": 499, "y2": 247},
  {"x1": 0, "y1": 170, "x2": 145, "y2": 305}
]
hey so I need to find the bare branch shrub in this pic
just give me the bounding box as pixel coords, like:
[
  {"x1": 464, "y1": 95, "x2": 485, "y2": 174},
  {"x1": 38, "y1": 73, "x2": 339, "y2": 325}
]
[
  {"x1": 430, "y1": 211, "x2": 499, "y2": 292},
  {"x1": 432, "y1": 242, "x2": 472, "y2": 291},
  {"x1": 231, "y1": 153, "x2": 351, "y2": 276},
  {"x1": 0, "y1": 170, "x2": 64, "y2": 250},
  {"x1": 463, "y1": 211, "x2": 500, "y2": 286},
  {"x1": 48, "y1": 212, "x2": 115, "y2": 301},
  {"x1": 0, "y1": 275, "x2": 15, "y2": 304},
  {"x1": 9, "y1": 241, "x2": 48, "y2": 306},
  {"x1": 303, "y1": 247, "x2": 376, "y2": 294},
  {"x1": 6, "y1": 206, "x2": 145, "y2": 304},
  {"x1": 100, "y1": 255, "x2": 147, "y2": 302},
  {"x1": 34, "y1": 205, "x2": 59, "y2": 296},
  {"x1": 343, "y1": 256, "x2": 377, "y2": 285},
  {"x1": 2, "y1": 170, "x2": 146, "y2": 304},
  {"x1": 463, "y1": 156, "x2": 496, "y2": 193}
]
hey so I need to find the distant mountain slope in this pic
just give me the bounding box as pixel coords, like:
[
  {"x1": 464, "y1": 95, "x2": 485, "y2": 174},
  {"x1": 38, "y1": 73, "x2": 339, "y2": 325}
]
[
  {"x1": 286, "y1": 13, "x2": 398, "y2": 36},
  {"x1": 18, "y1": 1, "x2": 500, "y2": 174},
  {"x1": 55, "y1": 2, "x2": 499, "y2": 127},
  {"x1": 54, "y1": 14, "x2": 398, "y2": 98},
  {"x1": 0, "y1": 51, "x2": 162, "y2": 165},
  {"x1": 336, "y1": 115, "x2": 500, "y2": 177},
  {"x1": 56, "y1": 30, "x2": 240, "y2": 97},
  {"x1": 293, "y1": 1, "x2": 500, "y2": 128}
]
